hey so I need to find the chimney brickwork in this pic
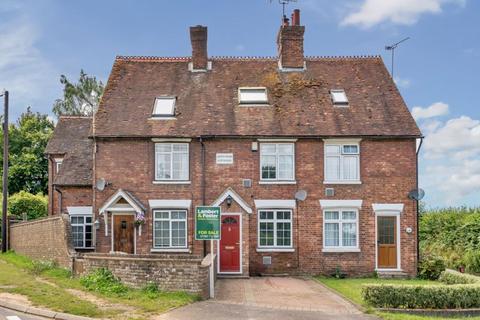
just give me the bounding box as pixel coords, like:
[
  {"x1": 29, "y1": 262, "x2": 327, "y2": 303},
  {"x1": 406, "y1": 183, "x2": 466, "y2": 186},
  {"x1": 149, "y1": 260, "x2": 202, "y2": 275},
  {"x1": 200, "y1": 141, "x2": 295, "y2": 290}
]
[
  {"x1": 277, "y1": 9, "x2": 305, "y2": 69},
  {"x1": 190, "y1": 25, "x2": 208, "y2": 70}
]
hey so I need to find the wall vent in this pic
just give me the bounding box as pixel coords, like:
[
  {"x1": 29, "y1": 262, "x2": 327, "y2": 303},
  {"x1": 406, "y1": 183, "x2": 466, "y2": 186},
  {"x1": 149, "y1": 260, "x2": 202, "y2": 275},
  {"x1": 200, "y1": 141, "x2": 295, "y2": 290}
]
[
  {"x1": 262, "y1": 256, "x2": 272, "y2": 265},
  {"x1": 242, "y1": 179, "x2": 252, "y2": 188},
  {"x1": 325, "y1": 188, "x2": 335, "y2": 197}
]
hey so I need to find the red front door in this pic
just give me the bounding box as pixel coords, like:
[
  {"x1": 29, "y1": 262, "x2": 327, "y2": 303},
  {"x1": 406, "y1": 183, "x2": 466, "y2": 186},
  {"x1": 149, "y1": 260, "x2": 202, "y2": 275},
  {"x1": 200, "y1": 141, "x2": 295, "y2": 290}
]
[{"x1": 219, "y1": 215, "x2": 241, "y2": 273}]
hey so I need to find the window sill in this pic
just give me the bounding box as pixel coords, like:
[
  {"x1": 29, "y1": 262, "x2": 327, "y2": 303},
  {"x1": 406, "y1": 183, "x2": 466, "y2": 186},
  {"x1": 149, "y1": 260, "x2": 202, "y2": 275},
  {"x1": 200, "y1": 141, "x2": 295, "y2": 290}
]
[
  {"x1": 238, "y1": 104, "x2": 271, "y2": 107},
  {"x1": 150, "y1": 248, "x2": 190, "y2": 253},
  {"x1": 256, "y1": 248, "x2": 295, "y2": 252},
  {"x1": 259, "y1": 181, "x2": 297, "y2": 185},
  {"x1": 323, "y1": 180, "x2": 362, "y2": 185},
  {"x1": 322, "y1": 248, "x2": 361, "y2": 253},
  {"x1": 74, "y1": 247, "x2": 95, "y2": 250},
  {"x1": 148, "y1": 117, "x2": 177, "y2": 120},
  {"x1": 152, "y1": 181, "x2": 191, "y2": 185}
]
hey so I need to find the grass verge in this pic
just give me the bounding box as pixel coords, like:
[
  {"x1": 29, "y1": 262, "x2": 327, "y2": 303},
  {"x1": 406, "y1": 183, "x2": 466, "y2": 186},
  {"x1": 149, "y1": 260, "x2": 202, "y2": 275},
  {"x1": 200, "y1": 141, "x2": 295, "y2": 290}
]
[
  {"x1": 0, "y1": 251, "x2": 198, "y2": 318},
  {"x1": 316, "y1": 277, "x2": 480, "y2": 320}
]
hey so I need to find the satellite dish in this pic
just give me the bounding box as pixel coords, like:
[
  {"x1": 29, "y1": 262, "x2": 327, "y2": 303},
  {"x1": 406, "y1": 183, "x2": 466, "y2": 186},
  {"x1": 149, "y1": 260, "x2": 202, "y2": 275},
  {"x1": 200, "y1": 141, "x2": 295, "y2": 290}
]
[
  {"x1": 408, "y1": 188, "x2": 425, "y2": 201},
  {"x1": 295, "y1": 190, "x2": 307, "y2": 201},
  {"x1": 96, "y1": 178, "x2": 106, "y2": 191}
]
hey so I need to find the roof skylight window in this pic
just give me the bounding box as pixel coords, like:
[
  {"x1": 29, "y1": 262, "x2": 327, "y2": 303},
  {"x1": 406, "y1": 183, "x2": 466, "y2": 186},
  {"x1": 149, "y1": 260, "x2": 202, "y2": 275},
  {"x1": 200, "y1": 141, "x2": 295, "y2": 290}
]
[
  {"x1": 153, "y1": 97, "x2": 176, "y2": 116},
  {"x1": 238, "y1": 87, "x2": 268, "y2": 105},
  {"x1": 330, "y1": 89, "x2": 349, "y2": 106}
]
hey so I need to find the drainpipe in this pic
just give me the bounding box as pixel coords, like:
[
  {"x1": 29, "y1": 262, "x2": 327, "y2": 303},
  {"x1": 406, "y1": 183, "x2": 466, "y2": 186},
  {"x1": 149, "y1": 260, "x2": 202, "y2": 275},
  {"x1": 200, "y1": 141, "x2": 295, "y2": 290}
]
[
  {"x1": 54, "y1": 186, "x2": 63, "y2": 215},
  {"x1": 415, "y1": 137, "x2": 423, "y2": 270},
  {"x1": 200, "y1": 136, "x2": 207, "y2": 257}
]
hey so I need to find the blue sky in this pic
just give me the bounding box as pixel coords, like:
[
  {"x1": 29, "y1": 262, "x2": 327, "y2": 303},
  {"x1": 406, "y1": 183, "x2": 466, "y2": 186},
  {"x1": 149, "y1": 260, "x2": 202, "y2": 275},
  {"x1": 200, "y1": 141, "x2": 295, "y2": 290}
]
[{"x1": 1, "y1": 0, "x2": 479, "y2": 207}]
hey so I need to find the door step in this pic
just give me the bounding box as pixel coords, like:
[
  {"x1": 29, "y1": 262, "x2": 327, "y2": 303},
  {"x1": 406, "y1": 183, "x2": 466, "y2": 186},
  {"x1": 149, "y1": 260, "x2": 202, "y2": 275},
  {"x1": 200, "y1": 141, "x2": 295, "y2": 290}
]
[
  {"x1": 217, "y1": 274, "x2": 249, "y2": 279},
  {"x1": 377, "y1": 271, "x2": 410, "y2": 279}
]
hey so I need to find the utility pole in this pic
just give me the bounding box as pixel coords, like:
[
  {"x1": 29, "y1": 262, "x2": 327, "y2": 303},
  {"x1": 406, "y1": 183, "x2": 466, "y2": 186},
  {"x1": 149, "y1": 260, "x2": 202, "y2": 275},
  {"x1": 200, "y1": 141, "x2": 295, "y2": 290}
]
[{"x1": 1, "y1": 90, "x2": 8, "y2": 253}]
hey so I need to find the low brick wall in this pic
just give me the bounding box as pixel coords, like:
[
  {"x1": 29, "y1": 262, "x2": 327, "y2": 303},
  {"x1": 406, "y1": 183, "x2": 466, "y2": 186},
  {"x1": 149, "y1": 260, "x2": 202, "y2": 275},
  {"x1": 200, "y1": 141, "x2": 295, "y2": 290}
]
[
  {"x1": 9, "y1": 214, "x2": 75, "y2": 268},
  {"x1": 78, "y1": 253, "x2": 210, "y2": 298}
]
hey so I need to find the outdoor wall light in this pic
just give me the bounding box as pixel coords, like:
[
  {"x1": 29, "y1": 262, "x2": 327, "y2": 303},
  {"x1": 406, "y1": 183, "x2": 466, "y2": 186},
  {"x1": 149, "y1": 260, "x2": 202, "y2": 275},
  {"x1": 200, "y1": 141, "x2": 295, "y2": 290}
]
[
  {"x1": 94, "y1": 219, "x2": 101, "y2": 230},
  {"x1": 226, "y1": 195, "x2": 233, "y2": 207}
]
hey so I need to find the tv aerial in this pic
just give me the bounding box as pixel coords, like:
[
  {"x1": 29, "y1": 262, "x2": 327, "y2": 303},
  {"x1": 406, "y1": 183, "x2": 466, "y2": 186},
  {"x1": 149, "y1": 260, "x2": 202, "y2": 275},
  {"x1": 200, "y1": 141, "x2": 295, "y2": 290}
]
[
  {"x1": 385, "y1": 37, "x2": 410, "y2": 78},
  {"x1": 95, "y1": 178, "x2": 110, "y2": 191},
  {"x1": 270, "y1": 0, "x2": 298, "y2": 20},
  {"x1": 295, "y1": 190, "x2": 307, "y2": 201},
  {"x1": 408, "y1": 188, "x2": 425, "y2": 201}
]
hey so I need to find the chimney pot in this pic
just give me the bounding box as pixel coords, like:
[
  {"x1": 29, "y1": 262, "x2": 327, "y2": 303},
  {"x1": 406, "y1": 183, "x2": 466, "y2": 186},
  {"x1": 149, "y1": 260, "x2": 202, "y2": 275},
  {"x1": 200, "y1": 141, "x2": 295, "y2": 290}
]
[
  {"x1": 190, "y1": 25, "x2": 208, "y2": 70},
  {"x1": 293, "y1": 9, "x2": 300, "y2": 26}
]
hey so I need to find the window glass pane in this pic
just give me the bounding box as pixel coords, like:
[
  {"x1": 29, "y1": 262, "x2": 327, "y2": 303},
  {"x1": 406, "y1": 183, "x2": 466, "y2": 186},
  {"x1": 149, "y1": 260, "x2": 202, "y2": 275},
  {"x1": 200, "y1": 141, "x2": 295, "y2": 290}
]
[
  {"x1": 72, "y1": 225, "x2": 84, "y2": 247},
  {"x1": 156, "y1": 144, "x2": 171, "y2": 153},
  {"x1": 171, "y1": 221, "x2": 186, "y2": 247},
  {"x1": 156, "y1": 153, "x2": 171, "y2": 179},
  {"x1": 278, "y1": 155, "x2": 293, "y2": 180},
  {"x1": 153, "y1": 98, "x2": 175, "y2": 116},
  {"x1": 342, "y1": 211, "x2": 357, "y2": 220},
  {"x1": 343, "y1": 145, "x2": 358, "y2": 154},
  {"x1": 239, "y1": 88, "x2": 268, "y2": 103},
  {"x1": 261, "y1": 155, "x2": 276, "y2": 179},
  {"x1": 276, "y1": 222, "x2": 291, "y2": 246},
  {"x1": 325, "y1": 145, "x2": 340, "y2": 155},
  {"x1": 276, "y1": 211, "x2": 291, "y2": 220},
  {"x1": 278, "y1": 144, "x2": 293, "y2": 155},
  {"x1": 342, "y1": 155, "x2": 359, "y2": 180},
  {"x1": 172, "y1": 152, "x2": 188, "y2": 180},
  {"x1": 259, "y1": 222, "x2": 274, "y2": 246},
  {"x1": 325, "y1": 156, "x2": 340, "y2": 181},
  {"x1": 173, "y1": 144, "x2": 188, "y2": 152},
  {"x1": 325, "y1": 223, "x2": 339, "y2": 247},
  {"x1": 324, "y1": 211, "x2": 339, "y2": 220},
  {"x1": 259, "y1": 211, "x2": 274, "y2": 220},
  {"x1": 342, "y1": 223, "x2": 357, "y2": 247},
  {"x1": 260, "y1": 144, "x2": 276, "y2": 154},
  {"x1": 71, "y1": 216, "x2": 83, "y2": 224},
  {"x1": 155, "y1": 211, "x2": 169, "y2": 219},
  {"x1": 154, "y1": 221, "x2": 170, "y2": 247},
  {"x1": 331, "y1": 90, "x2": 348, "y2": 104}
]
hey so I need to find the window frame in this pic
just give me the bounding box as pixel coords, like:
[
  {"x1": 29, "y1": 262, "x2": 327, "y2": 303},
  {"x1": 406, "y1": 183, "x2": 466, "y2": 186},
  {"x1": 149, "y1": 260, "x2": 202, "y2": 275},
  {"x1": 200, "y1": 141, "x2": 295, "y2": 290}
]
[
  {"x1": 54, "y1": 158, "x2": 63, "y2": 174},
  {"x1": 330, "y1": 89, "x2": 349, "y2": 106},
  {"x1": 238, "y1": 87, "x2": 269, "y2": 105},
  {"x1": 70, "y1": 215, "x2": 93, "y2": 249},
  {"x1": 154, "y1": 143, "x2": 190, "y2": 181},
  {"x1": 257, "y1": 209, "x2": 293, "y2": 249},
  {"x1": 152, "y1": 209, "x2": 188, "y2": 249},
  {"x1": 323, "y1": 140, "x2": 361, "y2": 184},
  {"x1": 259, "y1": 142, "x2": 295, "y2": 182},
  {"x1": 152, "y1": 96, "x2": 176, "y2": 117},
  {"x1": 322, "y1": 208, "x2": 359, "y2": 251}
]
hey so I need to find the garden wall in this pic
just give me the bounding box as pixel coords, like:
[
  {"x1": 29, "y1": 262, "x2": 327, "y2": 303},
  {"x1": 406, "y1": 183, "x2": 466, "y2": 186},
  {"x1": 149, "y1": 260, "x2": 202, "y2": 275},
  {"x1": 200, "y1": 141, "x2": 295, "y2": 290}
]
[
  {"x1": 77, "y1": 253, "x2": 211, "y2": 298},
  {"x1": 9, "y1": 214, "x2": 75, "y2": 268}
]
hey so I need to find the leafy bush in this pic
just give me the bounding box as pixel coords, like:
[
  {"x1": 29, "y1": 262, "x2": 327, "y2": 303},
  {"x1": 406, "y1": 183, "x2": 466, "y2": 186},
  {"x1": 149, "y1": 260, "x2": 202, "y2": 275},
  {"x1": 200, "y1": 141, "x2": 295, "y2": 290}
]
[
  {"x1": 8, "y1": 191, "x2": 48, "y2": 220},
  {"x1": 362, "y1": 284, "x2": 480, "y2": 309},
  {"x1": 439, "y1": 269, "x2": 480, "y2": 285},
  {"x1": 464, "y1": 250, "x2": 480, "y2": 274},
  {"x1": 80, "y1": 268, "x2": 128, "y2": 296},
  {"x1": 30, "y1": 260, "x2": 57, "y2": 275},
  {"x1": 418, "y1": 255, "x2": 445, "y2": 280}
]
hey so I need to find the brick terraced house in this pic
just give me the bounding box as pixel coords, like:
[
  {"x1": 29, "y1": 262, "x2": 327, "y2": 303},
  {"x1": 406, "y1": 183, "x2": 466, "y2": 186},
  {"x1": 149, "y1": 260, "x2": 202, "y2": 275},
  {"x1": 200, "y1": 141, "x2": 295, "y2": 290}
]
[{"x1": 46, "y1": 10, "x2": 422, "y2": 277}]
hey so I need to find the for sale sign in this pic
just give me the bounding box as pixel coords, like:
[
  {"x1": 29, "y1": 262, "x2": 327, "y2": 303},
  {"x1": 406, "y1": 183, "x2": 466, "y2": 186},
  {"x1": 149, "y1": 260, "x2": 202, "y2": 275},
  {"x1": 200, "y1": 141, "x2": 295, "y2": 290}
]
[{"x1": 195, "y1": 206, "x2": 221, "y2": 240}]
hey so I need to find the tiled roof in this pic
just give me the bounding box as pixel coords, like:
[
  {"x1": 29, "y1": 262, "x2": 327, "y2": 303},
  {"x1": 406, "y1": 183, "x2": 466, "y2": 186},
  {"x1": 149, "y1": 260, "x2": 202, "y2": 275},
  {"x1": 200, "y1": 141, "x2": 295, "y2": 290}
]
[
  {"x1": 93, "y1": 56, "x2": 421, "y2": 138},
  {"x1": 45, "y1": 117, "x2": 93, "y2": 186}
]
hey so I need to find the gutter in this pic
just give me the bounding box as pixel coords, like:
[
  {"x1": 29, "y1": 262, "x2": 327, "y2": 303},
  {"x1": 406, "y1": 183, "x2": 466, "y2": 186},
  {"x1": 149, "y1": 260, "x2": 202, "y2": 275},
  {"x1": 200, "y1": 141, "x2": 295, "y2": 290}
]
[
  {"x1": 416, "y1": 137, "x2": 424, "y2": 269},
  {"x1": 90, "y1": 134, "x2": 423, "y2": 140}
]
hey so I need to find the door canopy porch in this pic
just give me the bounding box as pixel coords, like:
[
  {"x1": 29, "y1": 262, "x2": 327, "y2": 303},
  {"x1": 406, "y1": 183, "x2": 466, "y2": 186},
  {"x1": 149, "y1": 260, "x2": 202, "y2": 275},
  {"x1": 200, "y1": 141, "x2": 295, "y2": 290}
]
[{"x1": 211, "y1": 187, "x2": 252, "y2": 214}]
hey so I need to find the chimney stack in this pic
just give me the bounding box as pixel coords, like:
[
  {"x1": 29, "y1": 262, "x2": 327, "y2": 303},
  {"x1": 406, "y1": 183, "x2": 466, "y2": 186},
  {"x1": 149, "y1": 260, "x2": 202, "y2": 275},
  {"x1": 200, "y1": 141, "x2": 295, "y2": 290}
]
[
  {"x1": 277, "y1": 9, "x2": 305, "y2": 69},
  {"x1": 190, "y1": 25, "x2": 208, "y2": 70}
]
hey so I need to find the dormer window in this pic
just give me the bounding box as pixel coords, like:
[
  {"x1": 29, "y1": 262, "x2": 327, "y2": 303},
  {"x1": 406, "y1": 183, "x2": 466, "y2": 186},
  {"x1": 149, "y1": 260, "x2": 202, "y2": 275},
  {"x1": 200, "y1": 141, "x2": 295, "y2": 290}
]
[
  {"x1": 238, "y1": 87, "x2": 268, "y2": 105},
  {"x1": 153, "y1": 97, "x2": 176, "y2": 116},
  {"x1": 330, "y1": 89, "x2": 348, "y2": 106}
]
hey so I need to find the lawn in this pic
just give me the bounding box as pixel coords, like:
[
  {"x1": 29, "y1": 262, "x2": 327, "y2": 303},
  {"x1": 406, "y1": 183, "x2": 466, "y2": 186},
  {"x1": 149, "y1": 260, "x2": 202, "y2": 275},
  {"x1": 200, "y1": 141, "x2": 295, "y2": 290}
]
[
  {"x1": 0, "y1": 252, "x2": 199, "y2": 319},
  {"x1": 317, "y1": 277, "x2": 480, "y2": 320}
]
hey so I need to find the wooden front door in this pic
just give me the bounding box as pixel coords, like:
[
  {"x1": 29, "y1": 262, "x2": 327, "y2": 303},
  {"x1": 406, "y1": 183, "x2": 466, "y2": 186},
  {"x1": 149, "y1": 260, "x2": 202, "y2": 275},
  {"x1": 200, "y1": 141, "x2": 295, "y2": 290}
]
[
  {"x1": 377, "y1": 216, "x2": 397, "y2": 269},
  {"x1": 219, "y1": 215, "x2": 241, "y2": 273},
  {"x1": 113, "y1": 215, "x2": 134, "y2": 254}
]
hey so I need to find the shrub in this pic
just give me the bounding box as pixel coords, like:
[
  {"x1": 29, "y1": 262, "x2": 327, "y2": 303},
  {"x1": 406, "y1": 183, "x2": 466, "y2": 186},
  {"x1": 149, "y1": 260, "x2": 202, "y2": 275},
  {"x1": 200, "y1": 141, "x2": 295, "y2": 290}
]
[
  {"x1": 418, "y1": 255, "x2": 446, "y2": 280},
  {"x1": 439, "y1": 269, "x2": 480, "y2": 285},
  {"x1": 362, "y1": 284, "x2": 480, "y2": 309},
  {"x1": 80, "y1": 268, "x2": 128, "y2": 296},
  {"x1": 464, "y1": 250, "x2": 480, "y2": 274},
  {"x1": 30, "y1": 260, "x2": 57, "y2": 275},
  {"x1": 8, "y1": 191, "x2": 47, "y2": 220}
]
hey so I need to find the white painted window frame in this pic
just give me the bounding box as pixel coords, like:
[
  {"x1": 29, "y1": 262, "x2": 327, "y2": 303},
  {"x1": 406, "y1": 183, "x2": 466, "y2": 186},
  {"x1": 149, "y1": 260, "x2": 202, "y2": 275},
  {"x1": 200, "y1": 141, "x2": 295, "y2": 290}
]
[
  {"x1": 152, "y1": 96, "x2": 176, "y2": 117},
  {"x1": 152, "y1": 209, "x2": 188, "y2": 250},
  {"x1": 259, "y1": 142, "x2": 295, "y2": 182},
  {"x1": 70, "y1": 215, "x2": 94, "y2": 249},
  {"x1": 322, "y1": 208, "x2": 360, "y2": 252},
  {"x1": 54, "y1": 158, "x2": 63, "y2": 174},
  {"x1": 323, "y1": 139, "x2": 361, "y2": 184},
  {"x1": 154, "y1": 143, "x2": 189, "y2": 182},
  {"x1": 238, "y1": 87, "x2": 269, "y2": 105},
  {"x1": 257, "y1": 209, "x2": 293, "y2": 250}
]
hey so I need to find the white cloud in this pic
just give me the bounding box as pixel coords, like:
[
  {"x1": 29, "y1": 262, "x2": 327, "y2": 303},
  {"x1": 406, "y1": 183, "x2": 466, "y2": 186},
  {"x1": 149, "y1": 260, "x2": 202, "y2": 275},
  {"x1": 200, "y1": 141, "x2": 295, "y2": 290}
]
[
  {"x1": 394, "y1": 77, "x2": 411, "y2": 88},
  {"x1": 411, "y1": 102, "x2": 449, "y2": 120},
  {"x1": 341, "y1": 0, "x2": 465, "y2": 28}
]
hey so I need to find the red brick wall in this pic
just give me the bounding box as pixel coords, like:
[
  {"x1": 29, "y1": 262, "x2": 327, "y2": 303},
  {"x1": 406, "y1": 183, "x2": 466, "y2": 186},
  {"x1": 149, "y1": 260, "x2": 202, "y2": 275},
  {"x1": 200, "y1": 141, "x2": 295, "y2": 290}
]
[
  {"x1": 92, "y1": 137, "x2": 418, "y2": 276},
  {"x1": 51, "y1": 185, "x2": 92, "y2": 215}
]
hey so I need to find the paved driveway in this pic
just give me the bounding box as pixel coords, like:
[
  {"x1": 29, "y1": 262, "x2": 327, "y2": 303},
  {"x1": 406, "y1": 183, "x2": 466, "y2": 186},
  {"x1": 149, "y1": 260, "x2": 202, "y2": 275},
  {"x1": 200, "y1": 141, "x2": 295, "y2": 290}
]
[{"x1": 158, "y1": 277, "x2": 376, "y2": 320}]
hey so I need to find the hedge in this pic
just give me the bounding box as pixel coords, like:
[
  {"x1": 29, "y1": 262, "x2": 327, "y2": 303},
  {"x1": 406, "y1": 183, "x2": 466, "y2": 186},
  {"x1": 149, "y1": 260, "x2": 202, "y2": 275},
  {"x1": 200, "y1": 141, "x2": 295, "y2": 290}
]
[
  {"x1": 439, "y1": 269, "x2": 480, "y2": 285},
  {"x1": 362, "y1": 284, "x2": 480, "y2": 309},
  {"x1": 7, "y1": 191, "x2": 48, "y2": 220}
]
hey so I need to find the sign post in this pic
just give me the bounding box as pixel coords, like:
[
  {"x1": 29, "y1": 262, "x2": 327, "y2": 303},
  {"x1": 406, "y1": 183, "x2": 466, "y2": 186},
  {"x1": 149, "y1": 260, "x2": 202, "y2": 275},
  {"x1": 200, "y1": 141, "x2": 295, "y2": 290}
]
[{"x1": 195, "y1": 206, "x2": 221, "y2": 298}]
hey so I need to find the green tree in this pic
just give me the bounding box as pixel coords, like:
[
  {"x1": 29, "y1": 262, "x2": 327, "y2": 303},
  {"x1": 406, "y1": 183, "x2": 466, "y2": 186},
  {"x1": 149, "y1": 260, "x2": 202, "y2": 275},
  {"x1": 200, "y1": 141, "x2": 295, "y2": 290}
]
[
  {"x1": 0, "y1": 108, "x2": 54, "y2": 194},
  {"x1": 52, "y1": 69, "x2": 104, "y2": 117}
]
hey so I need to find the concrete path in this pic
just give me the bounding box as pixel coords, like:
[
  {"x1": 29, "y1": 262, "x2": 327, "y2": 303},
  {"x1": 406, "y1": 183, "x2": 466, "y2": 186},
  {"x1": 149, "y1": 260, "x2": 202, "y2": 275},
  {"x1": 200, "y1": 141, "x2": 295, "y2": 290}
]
[
  {"x1": 0, "y1": 306, "x2": 46, "y2": 320},
  {"x1": 158, "y1": 277, "x2": 377, "y2": 320}
]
